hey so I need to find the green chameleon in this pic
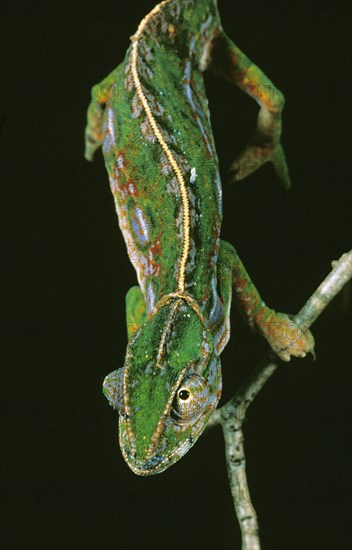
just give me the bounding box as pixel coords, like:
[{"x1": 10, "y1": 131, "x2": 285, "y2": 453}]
[{"x1": 84, "y1": 0, "x2": 314, "y2": 476}]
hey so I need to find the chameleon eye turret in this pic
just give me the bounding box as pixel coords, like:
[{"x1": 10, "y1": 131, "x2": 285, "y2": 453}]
[
  {"x1": 86, "y1": 0, "x2": 314, "y2": 475},
  {"x1": 171, "y1": 374, "x2": 210, "y2": 423}
]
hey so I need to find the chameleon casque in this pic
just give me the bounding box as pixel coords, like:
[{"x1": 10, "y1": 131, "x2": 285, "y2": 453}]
[{"x1": 84, "y1": 0, "x2": 314, "y2": 476}]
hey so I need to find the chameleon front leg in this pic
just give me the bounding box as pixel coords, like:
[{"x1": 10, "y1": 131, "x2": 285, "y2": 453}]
[
  {"x1": 208, "y1": 31, "x2": 291, "y2": 188},
  {"x1": 125, "y1": 285, "x2": 147, "y2": 339},
  {"x1": 218, "y1": 241, "x2": 314, "y2": 361},
  {"x1": 84, "y1": 65, "x2": 121, "y2": 161}
]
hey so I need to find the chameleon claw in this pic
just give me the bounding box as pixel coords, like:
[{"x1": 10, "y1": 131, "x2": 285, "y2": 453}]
[
  {"x1": 227, "y1": 142, "x2": 291, "y2": 190},
  {"x1": 258, "y1": 311, "x2": 315, "y2": 362}
]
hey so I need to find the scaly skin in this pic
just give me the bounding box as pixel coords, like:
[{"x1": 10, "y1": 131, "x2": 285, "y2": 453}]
[{"x1": 85, "y1": 0, "x2": 314, "y2": 476}]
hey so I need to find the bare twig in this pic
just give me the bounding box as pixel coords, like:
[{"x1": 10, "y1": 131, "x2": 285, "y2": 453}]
[
  {"x1": 221, "y1": 401, "x2": 260, "y2": 550},
  {"x1": 211, "y1": 250, "x2": 352, "y2": 550}
]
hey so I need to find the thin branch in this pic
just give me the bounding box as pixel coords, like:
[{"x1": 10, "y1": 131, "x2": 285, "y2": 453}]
[
  {"x1": 221, "y1": 401, "x2": 260, "y2": 550},
  {"x1": 295, "y1": 251, "x2": 352, "y2": 332},
  {"x1": 211, "y1": 250, "x2": 352, "y2": 550}
]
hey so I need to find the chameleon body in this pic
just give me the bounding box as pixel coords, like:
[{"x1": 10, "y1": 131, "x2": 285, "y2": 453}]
[{"x1": 85, "y1": 0, "x2": 314, "y2": 475}]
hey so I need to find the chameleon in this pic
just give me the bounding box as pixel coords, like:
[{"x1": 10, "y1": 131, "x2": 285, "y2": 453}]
[{"x1": 84, "y1": 0, "x2": 314, "y2": 476}]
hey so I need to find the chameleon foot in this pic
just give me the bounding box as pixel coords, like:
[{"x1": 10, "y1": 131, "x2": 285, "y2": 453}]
[
  {"x1": 228, "y1": 141, "x2": 291, "y2": 190},
  {"x1": 258, "y1": 311, "x2": 315, "y2": 362}
]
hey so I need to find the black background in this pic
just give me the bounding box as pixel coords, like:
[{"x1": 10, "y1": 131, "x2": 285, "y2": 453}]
[{"x1": 1, "y1": 1, "x2": 351, "y2": 549}]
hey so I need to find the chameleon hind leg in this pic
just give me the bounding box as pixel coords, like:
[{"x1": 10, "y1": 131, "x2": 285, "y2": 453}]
[
  {"x1": 84, "y1": 65, "x2": 121, "y2": 161},
  {"x1": 217, "y1": 240, "x2": 314, "y2": 361},
  {"x1": 103, "y1": 286, "x2": 147, "y2": 408},
  {"x1": 208, "y1": 31, "x2": 291, "y2": 188}
]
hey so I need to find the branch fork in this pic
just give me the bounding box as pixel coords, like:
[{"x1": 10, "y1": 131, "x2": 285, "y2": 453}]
[{"x1": 210, "y1": 250, "x2": 352, "y2": 549}]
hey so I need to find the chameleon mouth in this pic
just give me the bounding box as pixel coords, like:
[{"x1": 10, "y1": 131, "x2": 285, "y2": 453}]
[{"x1": 120, "y1": 436, "x2": 193, "y2": 476}]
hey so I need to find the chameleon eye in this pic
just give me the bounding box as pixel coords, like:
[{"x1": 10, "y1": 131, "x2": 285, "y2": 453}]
[
  {"x1": 178, "y1": 389, "x2": 190, "y2": 401},
  {"x1": 172, "y1": 375, "x2": 209, "y2": 423}
]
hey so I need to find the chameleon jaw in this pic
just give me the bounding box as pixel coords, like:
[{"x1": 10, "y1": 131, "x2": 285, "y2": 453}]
[
  {"x1": 120, "y1": 432, "x2": 193, "y2": 476},
  {"x1": 118, "y1": 408, "x2": 214, "y2": 476}
]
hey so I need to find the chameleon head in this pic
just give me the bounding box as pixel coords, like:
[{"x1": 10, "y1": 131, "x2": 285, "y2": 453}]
[{"x1": 103, "y1": 297, "x2": 222, "y2": 475}]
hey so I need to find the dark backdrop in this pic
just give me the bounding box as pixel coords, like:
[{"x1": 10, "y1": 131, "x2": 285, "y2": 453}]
[{"x1": 1, "y1": 1, "x2": 351, "y2": 549}]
